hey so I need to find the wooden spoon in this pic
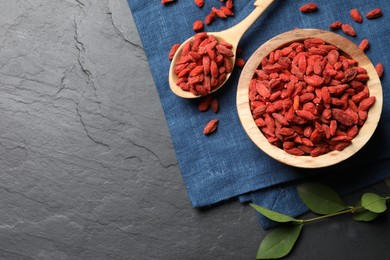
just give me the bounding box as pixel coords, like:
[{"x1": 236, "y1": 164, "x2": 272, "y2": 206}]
[{"x1": 169, "y1": 0, "x2": 275, "y2": 99}]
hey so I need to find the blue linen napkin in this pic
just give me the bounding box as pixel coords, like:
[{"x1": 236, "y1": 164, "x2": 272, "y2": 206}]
[{"x1": 127, "y1": 0, "x2": 390, "y2": 228}]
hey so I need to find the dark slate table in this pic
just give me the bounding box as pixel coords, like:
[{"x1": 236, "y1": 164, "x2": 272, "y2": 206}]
[{"x1": 0, "y1": 1, "x2": 388, "y2": 259}]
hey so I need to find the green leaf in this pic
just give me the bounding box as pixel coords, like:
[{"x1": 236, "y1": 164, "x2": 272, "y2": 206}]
[
  {"x1": 353, "y1": 209, "x2": 380, "y2": 222},
  {"x1": 385, "y1": 178, "x2": 390, "y2": 189},
  {"x1": 296, "y1": 183, "x2": 348, "y2": 215},
  {"x1": 257, "y1": 224, "x2": 303, "y2": 259},
  {"x1": 352, "y1": 201, "x2": 380, "y2": 222},
  {"x1": 361, "y1": 193, "x2": 387, "y2": 213},
  {"x1": 250, "y1": 204, "x2": 301, "y2": 223}
]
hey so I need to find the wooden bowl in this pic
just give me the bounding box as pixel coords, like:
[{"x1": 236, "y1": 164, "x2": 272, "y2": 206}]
[{"x1": 236, "y1": 29, "x2": 383, "y2": 168}]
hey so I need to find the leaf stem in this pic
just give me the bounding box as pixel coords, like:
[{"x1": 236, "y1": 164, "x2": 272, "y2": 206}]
[
  {"x1": 301, "y1": 208, "x2": 355, "y2": 223},
  {"x1": 302, "y1": 196, "x2": 390, "y2": 224}
]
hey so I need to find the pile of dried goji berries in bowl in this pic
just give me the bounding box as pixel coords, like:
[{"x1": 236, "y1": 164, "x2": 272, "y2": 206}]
[{"x1": 236, "y1": 29, "x2": 383, "y2": 168}]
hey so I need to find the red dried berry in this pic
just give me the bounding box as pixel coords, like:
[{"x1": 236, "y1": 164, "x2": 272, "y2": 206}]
[
  {"x1": 366, "y1": 8, "x2": 382, "y2": 19},
  {"x1": 203, "y1": 119, "x2": 219, "y2": 135},
  {"x1": 212, "y1": 7, "x2": 227, "y2": 19},
  {"x1": 329, "y1": 21, "x2": 342, "y2": 30},
  {"x1": 299, "y1": 3, "x2": 318, "y2": 13},
  {"x1": 375, "y1": 63, "x2": 384, "y2": 78},
  {"x1": 194, "y1": 0, "x2": 204, "y2": 8},
  {"x1": 193, "y1": 20, "x2": 204, "y2": 31},
  {"x1": 358, "y1": 39, "x2": 370, "y2": 51},
  {"x1": 205, "y1": 11, "x2": 216, "y2": 25},
  {"x1": 161, "y1": 0, "x2": 175, "y2": 4},
  {"x1": 350, "y1": 8, "x2": 363, "y2": 23},
  {"x1": 211, "y1": 98, "x2": 219, "y2": 113},
  {"x1": 341, "y1": 23, "x2": 356, "y2": 37},
  {"x1": 235, "y1": 58, "x2": 246, "y2": 68},
  {"x1": 198, "y1": 96, "x2": 213, "y2": 111},
  {"x1": 168, "y1": 43, "x2": 180, "y2": 60}
]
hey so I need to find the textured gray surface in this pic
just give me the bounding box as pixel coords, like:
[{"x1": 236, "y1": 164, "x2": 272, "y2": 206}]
[{"x1": 0, "y1": 0, "x2": 389, "y2": 259}]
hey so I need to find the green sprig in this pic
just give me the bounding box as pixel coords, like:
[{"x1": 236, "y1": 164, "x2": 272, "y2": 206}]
[{"x1": 252, "y1": 180, "x2": 390, "y2": 259}]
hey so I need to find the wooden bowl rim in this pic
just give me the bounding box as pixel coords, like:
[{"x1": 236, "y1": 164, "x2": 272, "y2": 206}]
[{"x1": 236, "y1": 29, "x2": 383, "y2": 168}]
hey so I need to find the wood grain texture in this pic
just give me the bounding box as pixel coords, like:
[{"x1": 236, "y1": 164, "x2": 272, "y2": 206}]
[{"x1": 236, "y1": 29, "x2": 383, "y2": 168}]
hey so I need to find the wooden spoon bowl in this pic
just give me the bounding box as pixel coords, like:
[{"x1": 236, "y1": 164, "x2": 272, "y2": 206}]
[
  {"x1": 236, "y1": 29, "x2": 383, "y2": 168},
  {"x1": 169, "y1": 0, "x2": 275, "y2": 99}
]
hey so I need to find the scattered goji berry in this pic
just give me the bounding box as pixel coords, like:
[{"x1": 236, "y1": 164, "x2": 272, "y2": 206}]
[
  {"x1": 203, "y1": 119, "x2": 219, "y2": 135},
  {"x1": 205, "y1": 11, "x2": 216, "y2": 25},
  {"x1": 211, "y1": 98, "x2": 219, "y2": 113},
  {"x1": 221, "y1": 6, "x2": 234, "y2": 16},
  {"x1": 193, "y1": 20, "x2": 204, "y2": 31},
  {"x1": 168, "y1": 43, "x2": 180, "y2": 60},
  {"x1": 225, "y1": 0, "x2": 233, "y2": 9},
  {"x1": 358, "y1": 39, "x2": 370, "y2": 51},
  {"x1": 299, "y1": 3, "x2": 318, "y2": 13},
  {"x1": 235, "y1": 58, "x2": 246, "y2": 68},
  {"x1": 198, "y1": 96, "x2": 213, "y2": 111},
  {"x1": 350, "y1": 8, "x2": 363, "y2": 23},
  {"x1": 329, "y1": 21, "x2": 342, "y2": 30},
  {"x1": 212, "y1": 7, "x2": 227, "y2": 19},
  {"x1": 341, "y1": 23, "x2": 356, "y2": 37},
  {"x1": 366, "y1": 8, "x2": 382, "y2": 19},
  {"x1": 161, "y1": 0, "x2": 175, "y2": 4},
  {"x1": 194, "y1": 0, "x2": 204, "y2": 8},
  {"x1": 375, "y1": 63, "x2": 384, "y2": 78}
]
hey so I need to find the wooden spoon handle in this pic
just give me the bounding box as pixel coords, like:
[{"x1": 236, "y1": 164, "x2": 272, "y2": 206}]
[
  {"x1": 221, "y1": 0, "x2": 275, "y2": 43},
  {"x1": 254, "y1": 0, "x2": 274, "y2": 7}
]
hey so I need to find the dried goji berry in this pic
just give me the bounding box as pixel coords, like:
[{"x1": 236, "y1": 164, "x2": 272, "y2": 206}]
[
  {"x1": 256, "y1": 82, "x2": 271, "y2": 98},
  {"x1": 161, "y1": 0, "x2": 175, "y2": 4},
  {"x1": 303, "y1": 75, "x2": 324, "y2": 87},
  {"x1": 347, "y1": 125, "x2": 359, "y2": 138},
  {"x1": 332, "y1": 108, "x2": 354, "y2": 126},
  {"x1": 198, "y1": 96, "x2": 213, "y2": 111},
  {"x1": 225, "y1": 0, "x2": 233, "y2": 9},
  {"x1": 327, "y1": 50, "x2": 339, "y2": 65},
  {"x1": 235, "y1": 58, "x2": 246, "y2": 68},
  {"x1": 203, "y1": 119, "x2": 218, "y2": 135},
  {"x1": 204, "y1": 11, "x2": 216, "y2": 25},
  {"x1": 211, "y1": 98, "x2": 219, "y2": 113},
  {"x1": 296, "y1": 110, "x2": 317, "y2": 121},
  {"x1": 168, "y1": 44, "x2": 180, "y2": 60},
  {"x1": 359, "y1": 96, "x2": 376, "y2": 111},
  {"x1": 329, "y1": 21, "x2": 342, "y2": 30},
  {"x1": 193, "y1": 20, "x2": 204, "y2": 31},
  {"x1": 350, "y1": 8, "x2": 363, "y2": 23},
  {"x1": 310, "y1": 146, "x2": 329, "y2": 157},
  {"x1": 210, "y1": 60, "x2": 219, "y2": 79},
  {"x1": 221, "y1": 6, "x2": 234, "y2": 16},
  {"x1": 212, "y1": 7, "x2": 227, "y2": 19},
  {"x1": 375, "y1": 63, "x2": 384, "y2": 78},
  {"x1": 299, "y1": 3, "x2": 318, "y2": 13},
  {"x1": 358, "y1": 39, "x2": 370, "y2": 51},
  {"x1": 366, "y1": 8, "x2": 382, "y2": 19},
  {"x1": 194, "y1": 0, "x2": 204, "y2": 8},
  {"x1": 272, "y1": 113, "x2": 289, "y2": 126},
  {"x1": 341, "y1": 23, "x2": 357, "y2": 37}
]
